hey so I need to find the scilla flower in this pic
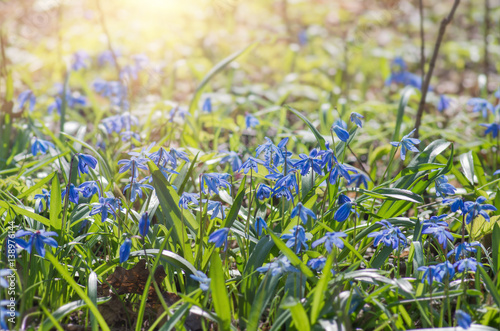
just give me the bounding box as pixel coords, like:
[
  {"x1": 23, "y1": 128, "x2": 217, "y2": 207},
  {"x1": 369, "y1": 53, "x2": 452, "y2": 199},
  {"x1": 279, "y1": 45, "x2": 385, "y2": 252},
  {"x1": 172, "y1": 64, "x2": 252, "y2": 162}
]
[
  {"x1": 190, "y1": 271, "x2": 211, "y2": 291},
  {"x1": 31, "y1": 137, "x2": 55, "y2": 157},
  {"x1": 390, "y1": 129, "x2": 420, "y2": 161},
  {"x1": 138, "y1": 212, "x2": 150, "y2": 237},
  {"x1": 15, "y1": 229, "x2": 58, "y2": 258},
  {"x1": 290, "y1": 202, "x2": 316, "y2": 225},
  {"x1": 76, "y1": 153, "x2": 98, "y2": 177},
  {"x1": 208, "y1": 228, "x2": 230, "y2": 251},
  {"x1": 119, "y1": 238, "x2": 132, "y2": 263}
]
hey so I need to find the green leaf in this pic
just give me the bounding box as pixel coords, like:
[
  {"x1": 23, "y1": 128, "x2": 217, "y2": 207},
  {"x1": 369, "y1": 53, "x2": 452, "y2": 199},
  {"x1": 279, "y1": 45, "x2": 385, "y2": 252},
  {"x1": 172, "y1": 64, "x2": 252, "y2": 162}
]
[
  {"x1": 45, "y1": 252, "x2": 110, "y2": 331},
  {"x1": 247, "y1": 274, "x2": 280, "y2": 331},
  {"x1": 50, "y1": 175, "x2": 62, "y2": 230},
  {"x1": 460, "y1": 151, "x2": 475, "y2": 186},
  {"x1": 209, "y1": 253, "x2": 232, "y2": 331},
  {"x1": 371, "y1": 188, "x2": 423, "y2": 204},
  {"x1": 310, "y1": 252, "x2": 334, "y2": 325},
  {"x1": 189, "y1": 42, "x2": 258, "y2": 116},
  {"x1": 371, "y1": 246, "x2": 393, "y2": 269},
  {"x1": 17, "y1": 172, "x2": 55, "y2": 199},
  {"x1": 222, "y1": 177, "x2": 245, "y2": 229},
  {"x1": 0, "y1": 201, "x2": 50, "y2": 227},
  {"x1": 281, "y1": 297, "x2": 311, "y2": 331},
  {"x1": 478, "y1": 265, "x2": 500, "y2": 309},
  {"x1": 158, "y1": 303, "x2": 191, "y2": 331},
  {"x1": 473, "y1": 152, "x2": 487, "y2": 187},
  {"x1": 88, "y1": 272, "x2": 98, "y2": 331},
  {"x1": 492, "y1": 223, "x2": 500, "y2": 275},
  {"x1": 286, "y1": 106, "x2": 326, "y2": 149},
  {"x1": 392, "y1": 86, "x2": 415, "y2": 143},
  {"x1": 129, "y1": 249, "x2": 197, "y2": 275}
]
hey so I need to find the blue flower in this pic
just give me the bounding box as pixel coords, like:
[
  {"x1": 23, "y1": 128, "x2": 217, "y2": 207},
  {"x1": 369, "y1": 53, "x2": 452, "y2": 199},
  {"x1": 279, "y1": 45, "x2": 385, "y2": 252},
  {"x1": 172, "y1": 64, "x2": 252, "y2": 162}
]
[
  {"x1": 34, "y1": 189, "x2": 51, "y2": 213},
  {"x1": 200, "y1": 173, "x2": 231, "y2": 195},
  {"x1": 0, "y1": 270, "x2": 13, "y2": 288},
  {"x1": 62, "y1": 184, "x2": 81, "y2": 204},
  {"x1": 148, "y1": 147, "x2": 174, "y2": 166},
  {"x1": 220, "y1": 151, "x2": 242, "y2": 172},
  {"x1": 119, "y1": 238, "x2": 132, "y2": 263},
  {"x1": 206, "y1": 200, "x2": 226, "y2": 220},
  {"x1": 442, "y1": 197, "x2": 465, "y2": 213},
  {"x1": 435, "y1": 175, "x2": 456, "y2": 197},
  {"x1": 272, "y1": 185, "x2": 294, "y2": 202},
  {"x1": 139, "y1": 212, "x2": 150, "y2": 237},
  {"x1": 169, "y1": 148, "x2": 190, "y2": 168},
  {"x1": 47, "y1": 96, "x2": 62, "y2": 114},
  {"x1": 480, "y1": 122, "x2": 500, "y2": 138},
  {"x1": 71, "y1": 50, "x2": 89, "y2": 71},
  {"x1": 97, "y1": 50, "x2": 118, "y2": 67},
  {"x1": 281, "y1": 226, "x2": 308, "y2": 254},
  {"x1": 422, "y1": 226, "x2": 453, "y2": 247},
  {"x1": 390, "y1": 129, "x2": 420, "y2": 161},
  {"x1": 118, "y1": 156, "x2": 149, "y2": 179},
  {"x1": 238, "y1": 157, "x2": 265, "y2": 174},
  {"x1": 332, "y1": 125, "x2": 349, "y2": 142},
  {"x1": 89, "y1": 197, "x2": 117, "y2": 221},
  {"x1": 367, "y1": 220, "x2": 407, "y2": 250},
  {"x1": 255, "y1": 217, "x2": 268, "y2": 236},
  {"x1": 202, "y1": 97, "x2": 212, "y2": 113},
  {"x1": 385, "y1": 71, "x2": 423, "y2": 90},
  {"x1": 294, "y1": 149, "x2": 324, "y2": 176},
  {"x1": 77, "y1": 153, "x2": 98, "y2": 177},
  {"x1": 348, "y1": 173, "x2": 370, "y2": 189},
  {"x1": 307, "y1": 257, "x2": 326, "y2": 271},
  {"x1": 255, "y1": 137, "x2": 281, "y2": 164},
  {"x1": 455, "y1": 310, "x2": 472, "y2": 329},
  {"x1": 467, "y1": 98, "x2": 494, "y2": 118},
  {"x1": 256, "y1": 256, "x2": 299, "y2": 276},
  {"x1": 273, "y1": 171, "x2": 299, "y2": 195},
  {"x1": 15, "y1": 229, "x2": 58, "y2": 257},
  {"x1": 334, "y1": 194, "x2": 355, "y2": 222},
  {"x1": 256, "y1": 184, "x2": 272, "y2": 200},
  {"x1": 190, "y1": 271, "x2": 211, "y2": 291},
  {"x1": 31, "y1": 137, "x2": 55, "y2": 157},
  {"x1": 245, "y1": 114, "x2": 260, "y2": 129},
  {"x1": 417, "y1": 262, "x2": 454, "y2": 284},
  {"x1": 463, "y1": 196, "x2": 497, "y2": 224},
  {"x1": 208, "y1": 228, "x2": 230, "y2": 251},
  {"x1": 437, "y1": 95, "x2": 451, "y2": 112},
  {"x1": 321, "y1": 144, "x2": 358, "y2": 184},
  {"x1": 179, "y1": 192, "x2": 200, "y2": 209},
  {"x1": 312, "y1": 231, "x2": 347, "y2": 252},
  {"x1": 18, "y1": 89, "x2": 36, "y2": 111},
  {"x1": 350, "y1": 112, "x2": 364, "y2": 128},
  {"x1": 120, "y1": 131, "x2": 141, "y2": 142},
  {"x1": 78, "y1": 181, "x2": 101, "y2": 198},
  {"x1": 422, "y1": 214, "x2": 448, "y2": 232},
  {"x1": 291, "y1": 202, "x2": 316, "y2": 225},
  {"x1": 454, "y1": 257, "x2": 482, "y2": 273},
  {"x1": 447, "y1": 242, "x2": 480, "y2": 260},
  {"x1": 123, "y1": 178, "x2": 154, "y2": 202}
]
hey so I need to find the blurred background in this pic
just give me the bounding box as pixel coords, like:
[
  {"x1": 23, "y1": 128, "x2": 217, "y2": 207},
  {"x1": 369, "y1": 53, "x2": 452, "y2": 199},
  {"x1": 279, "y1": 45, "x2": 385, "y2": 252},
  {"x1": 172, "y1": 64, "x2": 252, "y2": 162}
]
[{"x1": 1, "y1": 0, "x2": 499, "y2": 102}]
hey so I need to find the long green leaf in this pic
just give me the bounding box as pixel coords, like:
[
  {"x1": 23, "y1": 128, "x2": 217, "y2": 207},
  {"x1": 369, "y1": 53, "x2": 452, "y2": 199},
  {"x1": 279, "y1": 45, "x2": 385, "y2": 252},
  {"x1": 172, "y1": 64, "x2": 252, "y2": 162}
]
[
  {"x1": 287, "y1": 106, "x2": 326, "y2": 149},
  {"x1": 281, "y1": 298, "x2": 310, "y2": 331},
  {"x1": 17, "y1": 172, "x2": 55, "y2": 199},
  {"x1": 45, "y1": 252, "x2": 110, "y2": 331},
  {"x1": 50, "y1": 175, "x2": 62, "y2": 230},
  {"x1": 189, "y1": 42, "x2": 258, "y2": 115},
  {"x1": 460, "y1": 151, "x2": 475, "y2": 186},
  {"x1": 210, "y1": 253, "x2": 232, "y2": 331},
  {"x1": 310, "y1": 252, "x2": 334, "y2": 325},
  {"x1": 222, "y1": 178, "x2": 245, "y2": 229},
  {"x1": 88, "y1": 271, "x2": 98, "y2": 331},
  {"x1": 478, "y1": 265, "x2": 500, "y2": 309},
  {"x1": 0, "y1": 201, "x2": 50, "y2": 227}
]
